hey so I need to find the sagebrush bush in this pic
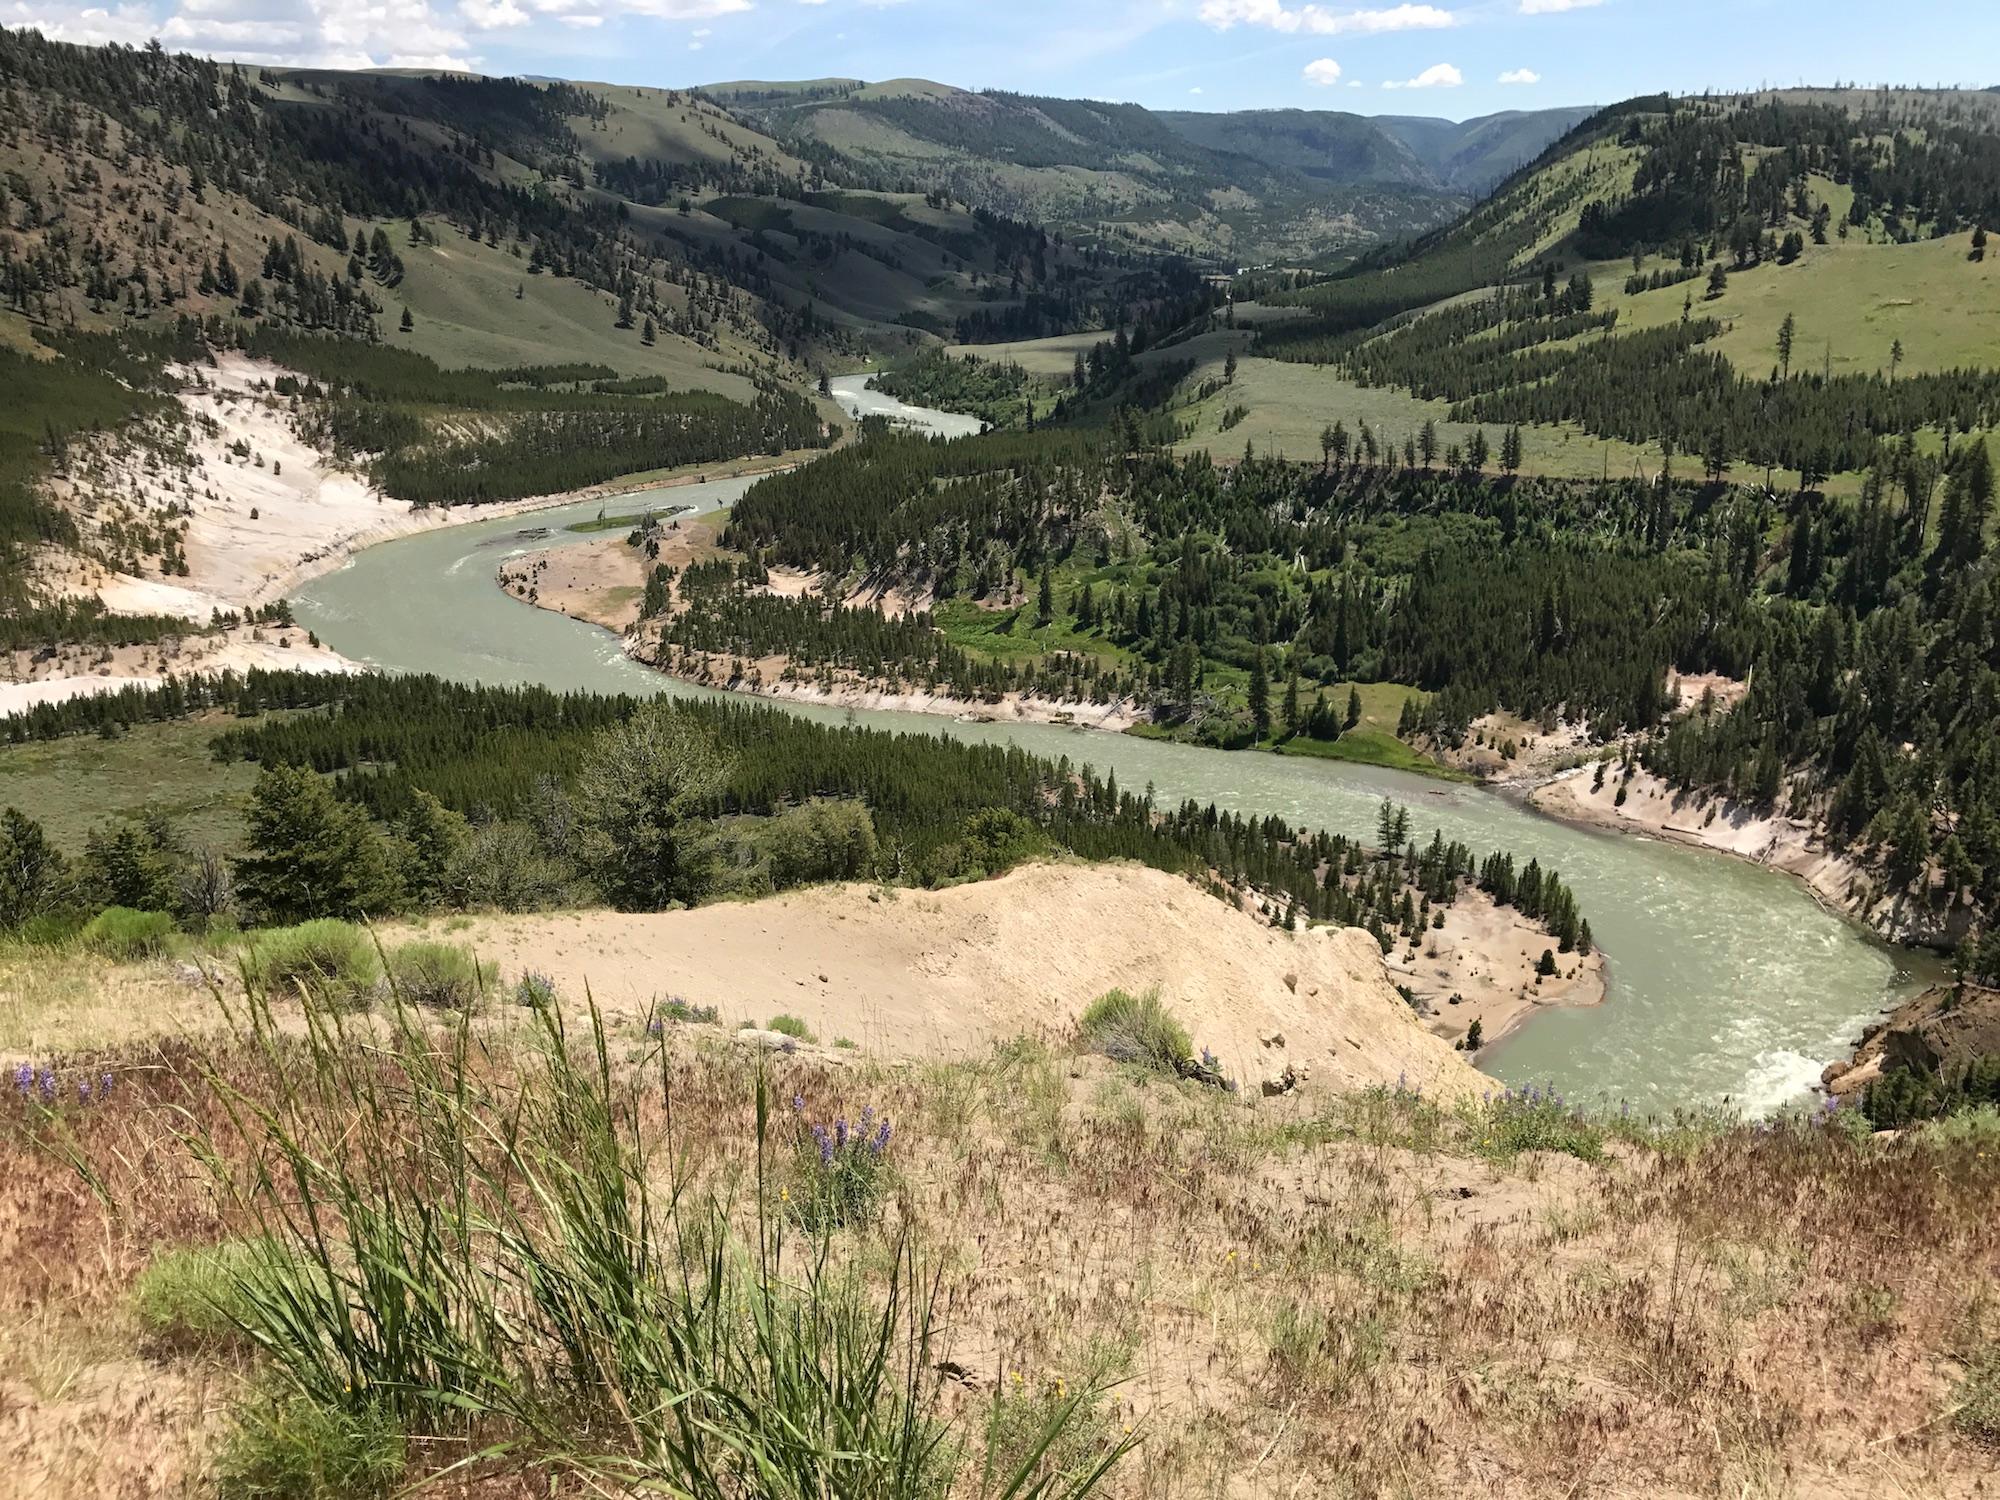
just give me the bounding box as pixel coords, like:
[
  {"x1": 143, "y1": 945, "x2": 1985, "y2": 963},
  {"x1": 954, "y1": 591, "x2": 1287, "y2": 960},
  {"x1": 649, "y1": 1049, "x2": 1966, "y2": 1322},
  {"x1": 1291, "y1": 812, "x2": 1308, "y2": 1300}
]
[
  {"x1": 1468, "y1": 1083, "x2": 1606, "y2": 1163},
  {"x1": 1078, "y1": 989, "x2": 1191, "y2": 1075},
  {"x1": 242, "y1": 920, "x2": 380, "y2": 1001},
  {"x1": 385, "y1": 940, "x2": 484, "y2": 1009},
  {"x1": 767, "y1": 1013, "x2": 815, "y2": 1042},
  {"x1": 1958, "y1": 1347, "x2": 2000, "y2": 1446},
  {"x1": 81, "y1": 906, "x2": 177, "y2": 960}
]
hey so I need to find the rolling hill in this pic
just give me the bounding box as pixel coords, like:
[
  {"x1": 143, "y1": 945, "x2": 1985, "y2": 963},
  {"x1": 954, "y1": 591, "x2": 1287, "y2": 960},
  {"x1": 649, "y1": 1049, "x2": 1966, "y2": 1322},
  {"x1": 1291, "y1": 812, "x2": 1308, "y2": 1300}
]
[
  {"x1": 707, "y1": 80, "x2": 1587, "y2": 266},
  {"x1": 1191, "y1": 89, "x2": 2000, "y2": 484}
]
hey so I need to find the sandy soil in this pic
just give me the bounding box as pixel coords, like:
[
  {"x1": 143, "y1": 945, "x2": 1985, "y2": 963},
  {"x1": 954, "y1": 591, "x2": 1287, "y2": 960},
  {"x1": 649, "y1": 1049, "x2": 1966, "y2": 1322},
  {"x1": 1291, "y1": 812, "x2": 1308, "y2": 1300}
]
[
  {"x1": 428, "y1": 861, "x2": 1485, "y2": 1100},
  {"x1": 697, "y1": 669, "x2": 1143, "y2": 732},
  {"x1": 767, "y1": 564, "x2": 936, "y2": 619},
  {"x1": 500, "y1": 529, "x2": 656, "y2": 633},
  {"x1": 1431, "y1": 673, "x2": 1747, "y2": 786},
  {"x1": 0, "y1": 624, "x2": 351, "y2": 717},
  {"x1": 1385, "y1": 889, "x2": 1606, "y2": 1050}
]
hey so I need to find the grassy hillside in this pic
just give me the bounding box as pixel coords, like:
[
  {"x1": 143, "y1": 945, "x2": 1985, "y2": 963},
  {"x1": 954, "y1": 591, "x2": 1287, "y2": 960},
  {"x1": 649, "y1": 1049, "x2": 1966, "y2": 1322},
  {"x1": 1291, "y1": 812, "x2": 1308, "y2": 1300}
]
[
  {"x1": 1239, "y1": 90, "x2": 2000, "y2": 483},
  {"x1": 5, "y1": 960, "x2": 1997, "y2": 1497}
]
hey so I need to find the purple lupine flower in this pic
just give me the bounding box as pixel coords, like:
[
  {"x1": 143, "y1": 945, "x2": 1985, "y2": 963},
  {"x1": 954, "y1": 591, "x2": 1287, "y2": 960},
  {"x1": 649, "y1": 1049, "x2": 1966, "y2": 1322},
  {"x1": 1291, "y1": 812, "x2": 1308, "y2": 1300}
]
[
  {"x1": 647, "y1": 1017, "x2": 664, "y2": 1038},
  {"x1": 1397, "y1": 1071, "x2": 1407, "y2": 1095},
  {"x1": 13, "y1": 1063, "x2": 31, "y2": 1095},
  {"x1": 874, "y1": 1119, "x2": 892, "y2": 1152},
  {"x1": 38, "y1": 1068, "x2": 56, "y2": 1102},
  {"x1": 77, "y1": 1078, "x2": 92, "y2": 1104},
  {"x1": 791, "y1": 1093, "x2": 805, "y2": 1113},
  {"x1": 100, "y1": 1073, "x2": 113, "y2": 1095},
  {"x1": 834, "y1": 1118, "x2": 848, "y2": 1149},
  {"x1": 860, "y1": 1104, "x2": 874, "y2": 1125}
]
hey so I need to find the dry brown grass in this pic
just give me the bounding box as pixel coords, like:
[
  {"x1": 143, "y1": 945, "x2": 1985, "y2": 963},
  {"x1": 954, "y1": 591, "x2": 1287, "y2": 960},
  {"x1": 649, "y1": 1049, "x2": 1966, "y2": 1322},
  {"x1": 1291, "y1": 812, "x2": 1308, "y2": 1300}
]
[{"x1": 1, "y1": 1000, "x2": 1996, "y2": 1498}]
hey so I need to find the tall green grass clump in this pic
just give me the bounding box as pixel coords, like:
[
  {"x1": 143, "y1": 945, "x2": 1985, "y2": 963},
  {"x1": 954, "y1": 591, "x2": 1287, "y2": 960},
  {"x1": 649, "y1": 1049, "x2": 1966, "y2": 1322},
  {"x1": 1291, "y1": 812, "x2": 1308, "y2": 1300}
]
[
  {"x1": 216, "y1": 1387, "x2": 407, "y2": 1500},
  {"x1": 1077, "y1": 989, "x2": 1191, "y2": 1076},
  {"x1": 82, "y1": 906, "x2": 176, "y2": 960},
  {"x1": 133, "y1": 1239, "x2": 275, "y2": 1350},
  {"x1": 168, "y1": 970, "x2": 1130, "y2": 1496},
  {"x1": 240, "y1": 919, "x2": 379, "y2": 1002}
]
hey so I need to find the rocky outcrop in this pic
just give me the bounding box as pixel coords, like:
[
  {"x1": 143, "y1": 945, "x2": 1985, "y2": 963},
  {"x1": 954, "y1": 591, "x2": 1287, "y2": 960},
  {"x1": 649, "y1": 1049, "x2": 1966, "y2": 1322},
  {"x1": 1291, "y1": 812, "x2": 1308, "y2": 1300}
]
[{"x1": 1826, "y1": 982, "x2": 2000, "y2": 1095}]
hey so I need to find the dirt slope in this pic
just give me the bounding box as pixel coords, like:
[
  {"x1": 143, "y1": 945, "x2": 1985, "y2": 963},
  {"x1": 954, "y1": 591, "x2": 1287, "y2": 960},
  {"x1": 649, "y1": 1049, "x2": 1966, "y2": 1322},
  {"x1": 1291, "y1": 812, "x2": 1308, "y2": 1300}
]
[{"x1": 441, "y1": 861, "x2": 1483, "y2": 1098}]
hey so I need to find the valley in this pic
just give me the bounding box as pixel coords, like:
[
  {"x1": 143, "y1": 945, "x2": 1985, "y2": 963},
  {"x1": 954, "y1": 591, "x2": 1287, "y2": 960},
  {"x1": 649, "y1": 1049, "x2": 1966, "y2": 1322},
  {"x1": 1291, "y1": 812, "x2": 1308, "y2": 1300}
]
[{"x1": 1, "y1": 26, "x2": 1997, "y2": 1498}]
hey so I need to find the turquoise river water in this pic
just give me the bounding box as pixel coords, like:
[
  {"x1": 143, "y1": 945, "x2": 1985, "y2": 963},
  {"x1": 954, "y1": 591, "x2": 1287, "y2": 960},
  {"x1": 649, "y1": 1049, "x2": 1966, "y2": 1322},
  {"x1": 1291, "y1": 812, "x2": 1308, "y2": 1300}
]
[{"x1": 292, "y1": 377, "x2": 1937, "y2": 1114}]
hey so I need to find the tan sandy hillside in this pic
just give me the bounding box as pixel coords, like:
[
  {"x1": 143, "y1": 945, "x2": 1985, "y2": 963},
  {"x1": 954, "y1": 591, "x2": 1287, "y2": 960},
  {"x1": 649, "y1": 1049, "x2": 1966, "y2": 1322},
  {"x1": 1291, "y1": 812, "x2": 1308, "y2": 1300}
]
[{"x1": 437, "y1": 860, "x2": 1481, "y2": 1098}]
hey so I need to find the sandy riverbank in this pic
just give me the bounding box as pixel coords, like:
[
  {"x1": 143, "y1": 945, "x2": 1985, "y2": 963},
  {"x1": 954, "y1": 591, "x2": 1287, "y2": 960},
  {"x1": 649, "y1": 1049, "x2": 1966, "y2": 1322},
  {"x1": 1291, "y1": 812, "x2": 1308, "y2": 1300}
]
[
  {"x1": 1384, "y1": 889, "x2": 1606, "y2": 1051},
  {"x1": 19, "y1": 354, "x2": 809, "y2": 717},
  {"x1": 0, "y1": 624, "x2": 353, "y2": 717},
  {"x1": 500, "y1": 524, "x2": 1144, "y2": 732},
  {"x1": 1529, "y1": 763, "x2": 1964, "y2": 951}
]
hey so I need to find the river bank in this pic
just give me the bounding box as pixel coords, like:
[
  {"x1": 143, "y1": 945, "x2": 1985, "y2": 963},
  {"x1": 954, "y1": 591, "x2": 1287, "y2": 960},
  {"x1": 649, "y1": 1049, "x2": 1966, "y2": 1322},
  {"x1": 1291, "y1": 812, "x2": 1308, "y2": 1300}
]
[
  {"x1": 1529, "y1": 762, "x2": 1966, "y2": 954},
  {"x1": 19, "y1": 353, "x2": 817, "y2": 716},
  {"x1": 494, "y1": 525, "x2": 1605, "y2": 1047}
]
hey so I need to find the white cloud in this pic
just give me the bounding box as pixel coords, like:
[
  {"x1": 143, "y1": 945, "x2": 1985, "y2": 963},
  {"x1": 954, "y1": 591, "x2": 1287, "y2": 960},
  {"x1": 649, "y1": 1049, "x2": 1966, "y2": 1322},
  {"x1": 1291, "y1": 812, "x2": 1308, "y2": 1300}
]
[
  {"x1": 1382, "y1": 61, "x2": 1461, "y2": 88},
  {"x1": 1197, "y1": 0, "x2": 1453, "y2": 37},
  {"x1": 1301, "y1": 56, "x2": 1341, "y2": 85},
  {"x1": 459, "y1": 0, "x2": 526, "y2": 27},
  {"x1": 1518, "y1": 0, "x2": 1600, "y2": 12},
  {"x1": 1497, "y1": 66, "x2": 1539, "y2": 83},
  {"x1": 1187, "y1": 84, "x2": 1203, "y2": 94},
  {"x1": 5, "y1": 0, "x2": 750, "y2": 66}
]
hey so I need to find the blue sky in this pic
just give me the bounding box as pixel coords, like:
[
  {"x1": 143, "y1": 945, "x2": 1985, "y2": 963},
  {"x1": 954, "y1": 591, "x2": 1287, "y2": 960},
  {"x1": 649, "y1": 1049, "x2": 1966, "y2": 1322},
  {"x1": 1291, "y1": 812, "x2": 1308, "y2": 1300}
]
[{"x1": 7, "y1": 0, "x2": 1996, "y2": 120}]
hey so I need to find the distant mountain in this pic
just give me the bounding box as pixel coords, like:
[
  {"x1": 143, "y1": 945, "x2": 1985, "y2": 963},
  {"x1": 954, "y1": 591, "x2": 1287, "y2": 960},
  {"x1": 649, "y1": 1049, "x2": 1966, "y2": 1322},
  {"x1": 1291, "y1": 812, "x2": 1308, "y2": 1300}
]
[
  {"x1": 1154, "y1": 109, "x2": 1433, "y2": 189},
  {"x1": 1374, "y1": 107, "x2": 1599, "y2": 193},
  {"x1": 1156, "y1": 106, "x2": 1593, "y2": 198},
  {"x1": 705, "y1": 80, "x2": 1542, "y2": 265}
]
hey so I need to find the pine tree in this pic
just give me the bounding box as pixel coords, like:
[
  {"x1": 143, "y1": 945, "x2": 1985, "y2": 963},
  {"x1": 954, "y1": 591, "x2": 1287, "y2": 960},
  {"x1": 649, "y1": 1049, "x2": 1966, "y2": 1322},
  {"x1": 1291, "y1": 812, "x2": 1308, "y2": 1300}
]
[
  {"x1": 1249, "y1": 645, "x2": 1270, "y2": 739},
  {"x1": 399, "y1": 306, "x2": 414, "y2": 332},
  {"x1": 234, "y1": 764, "x2": 401, "y2": 924},
  {"x1": 1345, "y1": 686, "x2": 1362, "y2": 732},
  {"x1": 0, "y1": 808, "x2": 69, "y2": 929}
]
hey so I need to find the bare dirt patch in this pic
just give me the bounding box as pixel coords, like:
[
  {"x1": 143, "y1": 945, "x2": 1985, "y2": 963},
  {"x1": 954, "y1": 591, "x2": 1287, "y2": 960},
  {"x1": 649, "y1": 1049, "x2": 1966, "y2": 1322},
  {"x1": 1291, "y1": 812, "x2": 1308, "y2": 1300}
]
[{"x1": 425, "y1": 860, "x2": 1482, "y2": 1100}]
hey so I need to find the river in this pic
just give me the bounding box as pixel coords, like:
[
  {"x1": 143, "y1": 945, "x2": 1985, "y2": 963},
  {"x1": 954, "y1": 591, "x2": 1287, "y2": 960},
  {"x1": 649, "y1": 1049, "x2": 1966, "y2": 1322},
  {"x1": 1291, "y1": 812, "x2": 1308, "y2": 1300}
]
[{"x1": 293, "y1": 376, "x2": 1936, "y2": 1114}]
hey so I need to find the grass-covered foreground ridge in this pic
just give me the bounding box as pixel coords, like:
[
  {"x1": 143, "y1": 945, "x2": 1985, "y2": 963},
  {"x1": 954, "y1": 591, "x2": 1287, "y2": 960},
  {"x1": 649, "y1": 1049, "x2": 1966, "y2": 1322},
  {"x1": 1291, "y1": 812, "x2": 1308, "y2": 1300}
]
[{"x1": 3, "y1": 958, "x2": 1998, "y2": 1497}]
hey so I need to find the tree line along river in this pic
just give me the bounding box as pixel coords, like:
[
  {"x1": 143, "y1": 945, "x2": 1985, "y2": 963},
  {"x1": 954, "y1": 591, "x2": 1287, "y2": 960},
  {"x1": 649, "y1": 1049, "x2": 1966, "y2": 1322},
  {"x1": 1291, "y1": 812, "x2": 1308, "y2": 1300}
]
[{"x1": 292, "y1": 377, "x2": 1938, "y2": 1114}]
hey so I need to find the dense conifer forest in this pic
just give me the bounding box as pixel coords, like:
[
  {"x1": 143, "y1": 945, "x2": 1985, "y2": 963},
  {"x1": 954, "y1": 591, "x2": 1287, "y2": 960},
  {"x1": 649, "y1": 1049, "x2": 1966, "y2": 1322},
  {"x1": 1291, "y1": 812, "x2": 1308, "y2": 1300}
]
[
  {"x1": 0, "y1": 669, "x2": 1586, "y2": 957},
  {"x1": 710, "y1": 427, "x2": 1762, "y2": 739}
]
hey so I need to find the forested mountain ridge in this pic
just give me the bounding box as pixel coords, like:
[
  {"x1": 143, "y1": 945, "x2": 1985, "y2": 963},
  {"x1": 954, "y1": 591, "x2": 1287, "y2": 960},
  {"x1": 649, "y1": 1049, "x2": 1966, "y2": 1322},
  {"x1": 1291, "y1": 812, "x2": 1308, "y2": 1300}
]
[
  {"x1": 1159, "y1": 105, "x2": 1597, "y2": 199},
  {"x1": 704, "y1": 79, "x2": 1588, "y2": 265}
]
